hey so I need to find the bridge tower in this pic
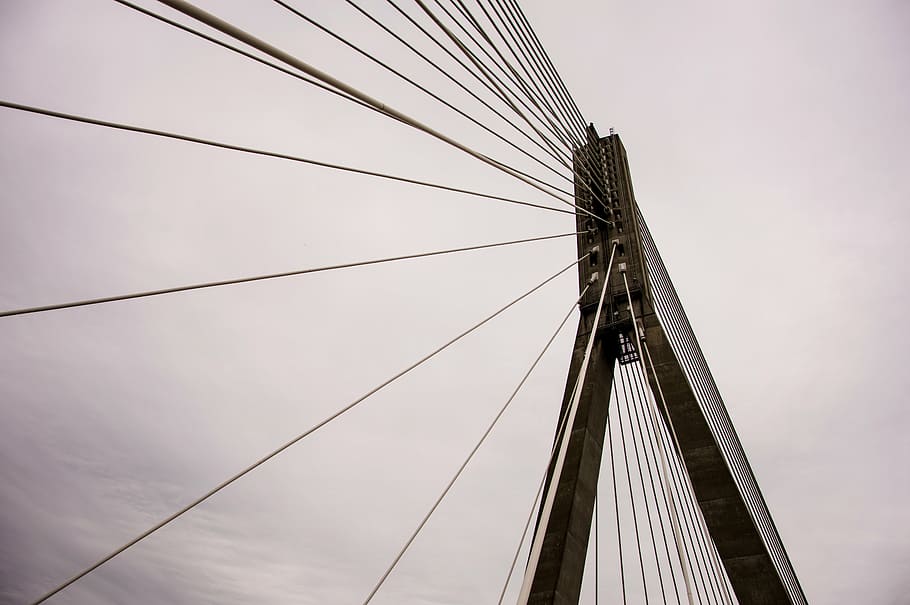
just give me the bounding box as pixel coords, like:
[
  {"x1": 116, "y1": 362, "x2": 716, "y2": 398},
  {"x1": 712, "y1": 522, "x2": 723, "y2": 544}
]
[{"x1": 518, "y1": 128, "x2": 802, "y2": 605}]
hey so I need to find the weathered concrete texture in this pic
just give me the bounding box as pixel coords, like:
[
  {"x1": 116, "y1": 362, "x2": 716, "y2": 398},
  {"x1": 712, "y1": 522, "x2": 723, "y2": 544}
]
[
  {"x1": 528, "y1": 320, "x2": 617, "y2": 605},
  {"x1": 524, "y1": 128, "x2": 624, "y2": 605},
  {"x1": 528, "y1": 130, "x2": 639, "y2": 604},
  {"x1": 642, "y1": 312, "x2": 792, "y2": 604},
  {"x1": 526, "y1": 132, "x2": 795, "y2": 605}
]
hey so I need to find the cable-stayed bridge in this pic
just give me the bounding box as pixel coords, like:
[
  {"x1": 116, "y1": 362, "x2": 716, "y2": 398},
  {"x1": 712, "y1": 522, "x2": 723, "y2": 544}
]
[{"x1": 0, "y1": 1, "x2": 808, "y2": 604}]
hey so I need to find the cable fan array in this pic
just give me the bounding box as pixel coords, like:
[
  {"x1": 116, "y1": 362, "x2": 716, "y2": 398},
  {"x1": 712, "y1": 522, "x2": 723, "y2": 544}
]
[{"x1": 0, "y1": 0, "x2": 804, "y2": 603}]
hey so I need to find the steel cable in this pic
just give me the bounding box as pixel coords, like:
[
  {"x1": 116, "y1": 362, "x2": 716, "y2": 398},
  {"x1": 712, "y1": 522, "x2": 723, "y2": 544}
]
[
  {"x1": 27, "y1": 253, "x2": 590, "y2": 605},
  {"x1": 467, "y1": 0, "x2": 588, "y2": 146},
  {"x1": 112, "y1": 0, "x2": 390, "y2": 122},
  {"x1": 417, "y1": 0, "x2": 611, "y2": 219},
  {"x1": 342, "y1": 0, "x2": 578, "y2": 177},
  {"x1": 0, "y1": 100, "x2": 576, "y2": 217},
  {"x1": 361, "y1": 284, "x2": 588, "y2": 604},
  {"x1": 497, "y1": 0, "x2": 590, "y2": 130},
  {"x1": 271, "y1": 0, "x2": 577, "y2": 194},
  {"x1": 380, "y1": 0, "x2": 574, "y2": 166},
  {"x1": 488, "y1": 0, "x2": 589, "y2": 135},
  {"x1": 515, "y1": 242, "x2": 618, "y2": 603},
  {"x1": 634, "y1": 236, "x2": 769, "y2": 598},
  {"x1": 618, "y1": 364, "x2": 673, "y2": 605},
  {"x1": 437, "y1": 0, "x2": 585, "y2": 150},
  {"x1": 639, "y1": 342, "x2": 738, "y2": 605},
  {"x1": 628, "y1": 360, "x2": 716, "y2": 605},
  {"x1": 609, "y1": 380, "x2": 629, "y2": 605},
  {"x1": 635, "y1": 213, "x2": 789, "y2": 579},
  {"x1": 620, "y1": 363, "x2": 686, "y2": 605},
  {"x1": 484, "y1": 0, "x2": 605, "y2": 189},
  {"x1": 615, "y1": 362, "x2": 654, "y2": 604},
  {"x1": 471, "y1": 0, "x2": 601, "y2": 180},
  {"x1": 432, "y1": 0, "x2": 607, "y2": 205},
  {"x1": 636, "y1": 215, "x2": 804, "y2": 602},
  {"x1": 620, "y1": 271, "x2": 700, "y2": 605},
  {"x1": 494, "y1": 319, "x2": 588, "y2": 605},
  {"x1": 405, "y1": 0, "x2": 582, "y2": 163},
  {"x1": 0, "y1": 231, "x2": 583, "y2": 318},
  {"x1": 155, "y1": 0, "x2": 597, "y2": 217},
  {"x1": 634, "y1": 359, "x2": 734, "y2": 605}
]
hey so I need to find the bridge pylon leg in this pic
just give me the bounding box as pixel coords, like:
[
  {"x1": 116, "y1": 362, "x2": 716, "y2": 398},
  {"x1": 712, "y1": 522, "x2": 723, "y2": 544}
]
[
  {"x1": 521, "y1": 129, "x2": 800, "y2": 605},
  {"x1": 526, "y1": 321, "x2": 618, "y2": 604}
]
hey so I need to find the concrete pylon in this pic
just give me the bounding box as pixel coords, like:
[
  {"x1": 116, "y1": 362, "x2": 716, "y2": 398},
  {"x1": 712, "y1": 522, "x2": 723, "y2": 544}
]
[{"x1": 522, "y1": 131, "x2": 796, "y2": 605}]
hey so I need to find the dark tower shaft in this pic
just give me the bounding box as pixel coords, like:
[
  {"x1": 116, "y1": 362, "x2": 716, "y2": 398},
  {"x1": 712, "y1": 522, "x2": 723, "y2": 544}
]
[{"x1": 521, "y1": 130, "x2": 796, "y2": 605}]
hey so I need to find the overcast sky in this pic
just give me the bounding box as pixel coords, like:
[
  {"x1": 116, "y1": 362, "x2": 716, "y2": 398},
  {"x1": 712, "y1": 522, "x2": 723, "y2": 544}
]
[{"x1": 1, "y1": 1, "x2": 908, "y2": 604}]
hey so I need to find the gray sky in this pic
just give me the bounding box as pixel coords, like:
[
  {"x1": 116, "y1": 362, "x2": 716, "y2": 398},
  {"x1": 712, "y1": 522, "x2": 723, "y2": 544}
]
[{"x1": 1, "y1": 0, "x2": 908, "y2": 604}]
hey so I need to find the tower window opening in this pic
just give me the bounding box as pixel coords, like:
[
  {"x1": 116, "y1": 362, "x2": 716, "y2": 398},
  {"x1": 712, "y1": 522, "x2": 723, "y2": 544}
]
[{"x1": 618, "y1": 332, "x2": 640, "y2": 365}]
